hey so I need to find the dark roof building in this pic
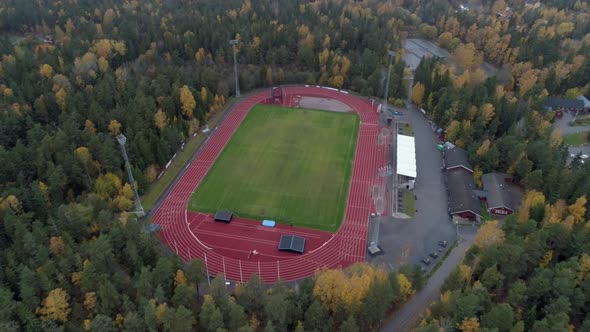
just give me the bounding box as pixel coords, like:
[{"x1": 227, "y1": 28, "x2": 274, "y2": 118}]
[
  {"x1": 544, "y1": 98, "x2": 585, "y2": 110},
  {"x1": 447, "y1": 169, "x2": 482, "y2": 219},
  {"x1": 444, "y1": 147, "x2": 473, "y2": 173},
  {"x1": 481, "y1": 173, "x2": 523, "y2": 215},
  {"x1": 578, "y1": 95, "x2": 590, "y2": 109}
]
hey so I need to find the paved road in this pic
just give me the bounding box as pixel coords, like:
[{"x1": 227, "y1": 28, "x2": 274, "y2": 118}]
[
  {"x1": 554, "y1": 112, "x2": 590, "y2": 135},
  {"x1": 381, "y1": 229, "x2": 476, "y2": 332},
  {"x1": 553, "y1": 112, "x2": 590, "y2": 160}
]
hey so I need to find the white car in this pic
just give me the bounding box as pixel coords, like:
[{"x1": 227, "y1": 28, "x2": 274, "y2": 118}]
[{"x1": 581, "y1": 154, "x2": 589, "y2": 159}]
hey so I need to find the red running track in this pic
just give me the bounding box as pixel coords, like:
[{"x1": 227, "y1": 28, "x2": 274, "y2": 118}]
[{"x1": 152, "y1": 86, "x2": 390, "y2": 283}]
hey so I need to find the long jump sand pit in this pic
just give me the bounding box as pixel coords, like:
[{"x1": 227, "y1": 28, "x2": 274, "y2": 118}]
[{"x1": 298, "y1": 96, "x2": 354, "y2": 112}]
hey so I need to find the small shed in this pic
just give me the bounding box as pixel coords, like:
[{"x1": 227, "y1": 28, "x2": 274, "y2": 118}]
[
  {"x1": 214, "y1": 210, "x2": 233, "y2": 223},
  {"x1": 278, "y1": 235, "x2": 305, "y2": 254}
]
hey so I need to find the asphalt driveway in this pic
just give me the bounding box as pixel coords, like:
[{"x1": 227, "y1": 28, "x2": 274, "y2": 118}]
[
  {"x1": 554, "y1": 112, "x2": 590, "y2": 135},
  {"x1": 368, "y1": 106, "x2": 456, "y2": 270},
  {"x1": 381, "y1": 226, "x2": 476, "y2": 331}
]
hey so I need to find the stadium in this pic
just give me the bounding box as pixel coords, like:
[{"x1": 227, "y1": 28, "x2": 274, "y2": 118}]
[{"x1": 152, "y1": 85, "x2": 390, "y2": 283}]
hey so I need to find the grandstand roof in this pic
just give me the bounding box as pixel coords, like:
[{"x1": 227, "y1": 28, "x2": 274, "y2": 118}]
[{"x1": 397, "y1": 134, "x2": 416, "y2": 178}]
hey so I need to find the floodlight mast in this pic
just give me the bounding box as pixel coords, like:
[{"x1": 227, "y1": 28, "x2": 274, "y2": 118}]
[
  {"x1": 229, "y1": 39, "x2": 240, "y2": 97},
  {"x1": 117, "y1": 134, "x2": 145, "y2": 217},
  {"x1": 383, "y1": 50, "x2": 396, "y2": 113}
]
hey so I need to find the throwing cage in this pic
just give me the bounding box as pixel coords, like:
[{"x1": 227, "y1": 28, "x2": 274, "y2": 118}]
[{"x1": 271, "y1": 86, "x2": 284, "y2": 105}]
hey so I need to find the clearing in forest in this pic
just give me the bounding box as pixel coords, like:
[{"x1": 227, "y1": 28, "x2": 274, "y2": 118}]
[{"x1": 188, "y1": 104, "x2": 359, "y2": 231}]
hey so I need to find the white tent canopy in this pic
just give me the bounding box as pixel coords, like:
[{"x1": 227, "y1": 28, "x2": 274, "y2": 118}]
[{"x1": 397, "y1": 134, "x2": 417, "y2": 178}]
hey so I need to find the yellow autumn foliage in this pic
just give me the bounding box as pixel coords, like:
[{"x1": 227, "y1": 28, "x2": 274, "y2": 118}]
[
  {"x1": 397, "y1": 273, "x2": 415, "y2": 299},
  {"x1": 518, "y1": 190, "x2": 546, "y2": 224},
  {"x1": 84, "y1": 292, "x2": 96, "y2": 312},
  {"x1": 39, "y1": 64, "x2": 54, "y2": 79},
  {"x1": 459, "y1": 264, "x2": 472, "y2": 283},
  {"x1": 108, "y1": 119, "x2": 122, "y2": 136},
  {"x1": 568, "y1": 196, "x2": 587, "y2": 223},
  {"x1": 180, "y1": 85, "x2": 196, "y2": 118},
  {"x1": 55, "y1": 87, "x2": 67, "y2": 112},
  {"x1": 543, "y1": 200, "x2": 567, "y2": 224},
  {"x1": 49, "y1": 236, "x2": 65, "y2": 256},
  {"x1": 458, "y1": 317, "x2": 480, "y2": 332},
  {"x1": 313, "y1": 263, "x2": 390, "y2": 312},
  {"x1": 37, "y1": 288, "x2": 71, "y2": 322},
  {"x1": 175, "y1": 270, "x2": 187, "y2": 287},
  {"x1": 474, "y1": 220, "x2": 505, "y2": 248},
  {"x1": 412, "y1": 82, "x2": 425, "y2": 106}
]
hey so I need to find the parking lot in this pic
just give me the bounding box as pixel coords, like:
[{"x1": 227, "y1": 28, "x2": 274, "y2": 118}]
[
  {"x1": 403, "y1": 38, "x2": 498, "y2": 77},
  {"x1": 367, "y1": 105, "x2": 459, "y2": 271},
  {"x1": 555, "y1": 112, "x2": 590, "y2": 163}
]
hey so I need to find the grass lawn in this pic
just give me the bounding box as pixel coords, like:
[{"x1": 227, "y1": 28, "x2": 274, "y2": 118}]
[
  {"x1": 142, "y1": 135, "x2": 206, "y2": 211},
  {"x1": 573, "y1": 115, "x2": 590, "y2": 126},
  {"x1": 563, "y1": 132, "x2": 590, "y2": 147},
  {"x1": 188, "y1": 105, "x2": 359, "y2": 232},
  {"x1": 402, "y1": 123, "x2": 413, "y2": 136},
  {"x1": 403, "y1": 191, "x2": 416, "y2": 217},
  {"x1": 480, "y1": 202, "x2": 491, "y2": 223},
  {"x1": 141, "y1": 97, "x2": 237, "y2": 211}
]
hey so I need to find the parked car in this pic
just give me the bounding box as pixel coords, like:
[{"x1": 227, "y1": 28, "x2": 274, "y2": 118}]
[
  {"x1": 422, "y1": 257, "x2": 431, "y2": 265},
  {"x1": 581, "y1": 154, "x2": 589, "y2": 159},
  {"x1": 392, "y1": 111, "x2": 404, "y2": 116},
  {"x1": 438, "y1": 240, "x2": 448, "y2": 247},
  {"x1": 429, "y1": 252, "x2": 439, "y2": 259}
]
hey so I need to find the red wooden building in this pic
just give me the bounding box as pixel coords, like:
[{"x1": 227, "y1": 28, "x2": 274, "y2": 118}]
[
  {"x1": 480, "y1": 173, "x2": 523, "y2": 216},
  {"x1": 443, "y1": 147, "x2": 481, "y2": 221}
]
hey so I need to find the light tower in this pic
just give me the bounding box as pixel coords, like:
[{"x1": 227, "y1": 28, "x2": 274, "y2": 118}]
[
  {"x1": 229, "y1": 39, "x2": 240, "y2": 97},
  {"x1": 382, "y1": 50, "x2": 396, "y2": 113},
  {"x1": 117, "y1": 134, "x2": 145, "y2": 217}
]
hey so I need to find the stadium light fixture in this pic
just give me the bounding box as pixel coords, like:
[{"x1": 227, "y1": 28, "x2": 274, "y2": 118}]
[
  {"x1": 383, "y1": 50, "x2": 396, "y2": 113},
  {"x1": 117, "y1": 133, "x2": 145, "y2": 217},
  {"x1": 229, "y1": 39, "x2": 240, "y2": 97}
]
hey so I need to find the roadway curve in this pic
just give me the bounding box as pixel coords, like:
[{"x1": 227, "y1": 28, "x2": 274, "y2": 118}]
[
  {"x1": 381, "y1": 232, "x2": 476, "y2": 331},
  {"x1": 152, "y1": 86, "x2": 388, "y2": 283}
]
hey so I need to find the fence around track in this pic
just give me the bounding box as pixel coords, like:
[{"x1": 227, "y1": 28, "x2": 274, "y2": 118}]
[{"x1": 152, "y1": 86, "x2": 390, "y2": 283}]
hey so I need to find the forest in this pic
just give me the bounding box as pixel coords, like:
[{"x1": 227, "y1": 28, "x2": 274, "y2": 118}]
[
  {"x1": 412, "y1": 56, "x2": 590, "y2": 204},
  {"x1": 417, "y1": 194, "x2": 590, "y2": 331},
  {"x1": 0, "y1": 0, "x2": 589, "y2": 330}
]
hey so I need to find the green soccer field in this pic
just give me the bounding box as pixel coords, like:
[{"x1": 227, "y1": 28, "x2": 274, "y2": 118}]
[{"x1": 188, "y1": 104, "x2": 359, "y2": 232}]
